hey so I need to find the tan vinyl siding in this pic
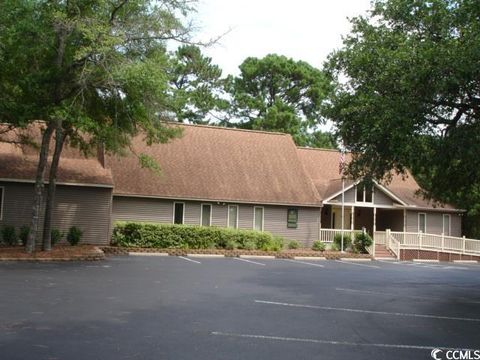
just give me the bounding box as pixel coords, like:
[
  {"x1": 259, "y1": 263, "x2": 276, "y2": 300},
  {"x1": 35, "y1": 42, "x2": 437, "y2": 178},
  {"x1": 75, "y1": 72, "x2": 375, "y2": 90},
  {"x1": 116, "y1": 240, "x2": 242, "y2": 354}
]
[
  {"x1": 263, "y1": 206, "x2": 320, "y2": 247},
  {"x1": 211, "y1": 204, "x2": 227, "y2": 227},
  {"x1": 113, "y1": 196, "x2": 173, "y2": 223},
  {"x1": 374, "y1": 188, "x2": 395, "y2": 206},
  {"x1": 332, "y1": 187, "x2": 355, "y2": 203},
  {"x1": 238, "y1": 205, "x2": 254, "y2": 229},
  {"x1": 406, "y1": 210, "x2": 462, "y2": 236},
  {"x1": 0, "y1": 181, "x2": 112, "y2": 245}
]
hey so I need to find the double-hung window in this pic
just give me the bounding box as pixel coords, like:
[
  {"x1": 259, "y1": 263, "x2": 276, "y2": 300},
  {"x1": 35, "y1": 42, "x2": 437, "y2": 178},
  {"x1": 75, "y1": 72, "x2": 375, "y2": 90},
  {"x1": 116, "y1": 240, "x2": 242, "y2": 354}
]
[
  {"x1": 254, "y1": 207, "x2": 264, "y2": 231},
  {"x1": 418, "y1": 213, "x2": 427, "y2": 233},
  {"x1": 173, "y1": 202, "x2": 184, "y2": 224},
  {"x1": 228, "y1": 205, "x2": 238, "y2": 229},
  {"x1": 201, "y1": 204, "x2": 212, "y2": 226},
  {"x1": 287, "y1": 208, "x2": 298, "y2": 228},
  {"x1": 0, "y1": 187, "x2": 4, "y2": 220},
  {"x1": 443, "y1": 214, "x2": 451, "y2": 236}
]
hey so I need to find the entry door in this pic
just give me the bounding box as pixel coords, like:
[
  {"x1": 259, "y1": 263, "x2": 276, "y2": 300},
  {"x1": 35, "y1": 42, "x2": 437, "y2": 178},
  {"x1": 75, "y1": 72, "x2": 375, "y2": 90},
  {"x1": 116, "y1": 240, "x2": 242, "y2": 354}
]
[{"x1": 331, "y1": 207, "x2": 351, "y2": 229}]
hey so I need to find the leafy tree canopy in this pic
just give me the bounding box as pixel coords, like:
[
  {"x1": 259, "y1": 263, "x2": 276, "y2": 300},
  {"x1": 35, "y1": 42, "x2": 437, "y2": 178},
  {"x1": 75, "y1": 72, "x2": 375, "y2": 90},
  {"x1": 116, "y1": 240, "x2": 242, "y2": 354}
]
[
  {"x1": 225, "y1": 54, "x2": 334, "y2": 147},
  {"x1": 325, "y1": 0, "x2": 480, "y2": 232}
]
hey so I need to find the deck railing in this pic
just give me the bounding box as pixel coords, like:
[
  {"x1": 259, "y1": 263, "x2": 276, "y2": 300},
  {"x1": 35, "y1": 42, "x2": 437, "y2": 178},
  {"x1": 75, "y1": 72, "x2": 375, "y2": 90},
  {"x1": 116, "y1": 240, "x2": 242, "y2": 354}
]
[
  {"x1": 386, "y1": 230, "x2": 480, "y2": 256},
  {"x1": 319, "y1": 229, "x2": 362, "y2": 243}
]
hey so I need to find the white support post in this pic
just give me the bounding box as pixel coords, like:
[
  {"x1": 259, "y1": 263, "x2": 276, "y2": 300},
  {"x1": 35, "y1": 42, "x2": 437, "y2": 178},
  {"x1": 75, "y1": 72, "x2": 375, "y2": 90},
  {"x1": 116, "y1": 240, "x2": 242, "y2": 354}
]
[
  {"x1": 373, "y1": 207, "x2": 377, "y2": 234},
  {"x1": 441, "y1": 233, "x2": 445, "y2": 252},
  {"x1": 462, "y1": 235, "x2": 466, "y2": 254},
  {"x1": 351, "y1": 206, "x2": 354, "y2": 240},
  {"x1": 386, "y1": 228, "x2": 391, "y2": 249},
  {"x1": 419, "y1": 231, "x2": 423, "y2": 250}
]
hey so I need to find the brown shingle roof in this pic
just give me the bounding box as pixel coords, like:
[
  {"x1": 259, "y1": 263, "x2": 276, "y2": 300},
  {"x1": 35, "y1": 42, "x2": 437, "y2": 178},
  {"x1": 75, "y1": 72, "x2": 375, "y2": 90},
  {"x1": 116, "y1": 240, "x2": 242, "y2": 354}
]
[
  {"x1": 108, "y1": 124, "x2": 322, "y2": 206},
  {"x1": 297, "y1": 147, "x2": 457, "y2": 210},
  {"x1": 0, "y1": 123, "x2": 113, "y2": 186}
]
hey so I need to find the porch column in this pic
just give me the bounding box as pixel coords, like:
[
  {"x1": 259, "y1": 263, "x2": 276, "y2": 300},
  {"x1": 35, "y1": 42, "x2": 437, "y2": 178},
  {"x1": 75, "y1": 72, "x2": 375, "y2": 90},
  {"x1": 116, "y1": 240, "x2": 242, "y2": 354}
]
[
  {"x1": 373, "y1": 207, "x2": 377, "y2": 234},
  {"x1": 351, "y1": 206, "x2": 354, "y2": 231},
  {"x1": 403, "y1": 209, "x2": 407, "y2": 232}
]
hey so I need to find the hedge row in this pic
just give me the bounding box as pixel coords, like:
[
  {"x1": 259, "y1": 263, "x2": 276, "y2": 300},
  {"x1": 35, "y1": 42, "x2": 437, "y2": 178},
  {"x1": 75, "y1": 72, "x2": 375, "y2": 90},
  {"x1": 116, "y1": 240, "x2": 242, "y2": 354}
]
[{"x1": 111, "y1": 222, "x2": 284, "y2": 251}]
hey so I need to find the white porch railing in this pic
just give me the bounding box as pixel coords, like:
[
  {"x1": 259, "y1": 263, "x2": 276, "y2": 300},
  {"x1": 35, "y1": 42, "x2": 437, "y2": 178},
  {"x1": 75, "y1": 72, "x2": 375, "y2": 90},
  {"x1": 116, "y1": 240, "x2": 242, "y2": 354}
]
[
  {"x1": 374, "y1": 231, "x2": 386, "y2": 245},
  {"x1": 386, "y1": 230, "x2": 480, "y2": 257},
  {"x1": 319, "y1": 229, "x2": 362, "y2": 243}
]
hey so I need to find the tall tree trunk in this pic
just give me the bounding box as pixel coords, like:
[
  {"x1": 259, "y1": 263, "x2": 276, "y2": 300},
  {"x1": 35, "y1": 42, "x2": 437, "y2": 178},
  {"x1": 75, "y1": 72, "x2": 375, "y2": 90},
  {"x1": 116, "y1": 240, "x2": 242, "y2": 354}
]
[
  {"x1": 42, "y1": 122, "x2": 66, "y2": 251},
  {"x1": 26, "y1": 123, "x2": 55, "y2": 253}
]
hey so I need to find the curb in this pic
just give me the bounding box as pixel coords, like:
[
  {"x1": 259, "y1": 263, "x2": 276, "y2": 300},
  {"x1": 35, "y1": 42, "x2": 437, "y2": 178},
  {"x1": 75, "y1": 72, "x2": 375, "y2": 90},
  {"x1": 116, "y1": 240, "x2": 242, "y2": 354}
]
[
  {"x1": 129, "y1": 252, "x2": 169, "y2": 257},
  {"x1": 412, "y1": 259, "x2": 439, "y2": 263},
  {"x1": 187, "y1": 254, "x2": 225, "y2": 258},
  {"x1": 239, "y1": 255, "x2": 276, "y2": 259},
  {"x1": 453, "y1": 260, "x2": 478, "y2": 264},
  {"x1": 339, "y1": 258, "x2": 372, "y2": 262},
  {"x1": 293, "y1": 256, "x2": 326, "y2": 260}
]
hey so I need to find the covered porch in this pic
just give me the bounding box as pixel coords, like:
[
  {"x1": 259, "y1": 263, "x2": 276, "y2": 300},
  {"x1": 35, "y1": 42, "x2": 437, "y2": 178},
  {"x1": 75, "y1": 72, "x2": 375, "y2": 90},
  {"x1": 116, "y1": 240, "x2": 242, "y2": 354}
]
[{"x1": 319, "y1": 204, "x2": 404, "y2": 243}]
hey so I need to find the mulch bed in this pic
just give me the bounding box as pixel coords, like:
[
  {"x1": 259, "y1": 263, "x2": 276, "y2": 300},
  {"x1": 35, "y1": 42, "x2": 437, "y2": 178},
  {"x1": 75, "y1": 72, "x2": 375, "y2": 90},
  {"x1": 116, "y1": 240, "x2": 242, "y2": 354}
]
[
  {"x1": 101, "y1": 246, "x2": 371, "y2": 260},
  {"x1": 0, "y1": 245, "x2": 105, "y2": 261}
]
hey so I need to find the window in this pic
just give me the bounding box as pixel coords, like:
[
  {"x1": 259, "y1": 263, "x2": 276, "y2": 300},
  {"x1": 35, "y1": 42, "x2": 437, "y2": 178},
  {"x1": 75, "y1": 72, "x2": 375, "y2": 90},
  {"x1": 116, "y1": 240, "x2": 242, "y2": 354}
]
[
  {"x1": 201, "y1": 204, "x2": 212, "y2": 227},
  {"x1": 0, "y1": 187, "x2": 3, "y2": 220},
  {"x1": 287, "y1": 208, "x2": 298, "y2": 228},
  {"x1": 228, "y1": 205, "x2": 238, "y2": 229},
  {"x1": 418, "y1": 213, "x2": 426, "y2": 233},
  {"x1": 443, "y1": 214, "x2": 451, "y2": 236},
  {"x1": 254, "y1": 207, "x2": 264, "y2": 231},
  {"x1": 173, "y1": 202, "x2": 184, "y2": 224},
  {"x1": 356, "y1": 184, "x2": 373, "y2": 203}
]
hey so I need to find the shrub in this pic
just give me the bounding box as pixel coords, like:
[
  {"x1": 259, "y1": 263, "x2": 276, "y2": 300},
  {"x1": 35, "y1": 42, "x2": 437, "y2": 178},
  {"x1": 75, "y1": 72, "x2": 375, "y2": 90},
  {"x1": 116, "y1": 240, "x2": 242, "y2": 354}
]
[
  {"x1": 330, "y1": 243, "x2": 340, "y2": 251},
  {"x1": 287, "y1": 240, "x2": 300, "y2": 249},
  {"x1": 1, "y1": 225, "x2": 18, "y2": 246},
  {"x1": 354, "y1": 232, "x2": 373, "y2": 254},
  {"x1": 111, "y1": 222, "x2": 285, "y2": 251},
  {"x1": 51, "y1": 229, "x2": 64, "y2": 246},
  {"x1": 312, "y1": 241, "x2": 326, "y2": 251},
  {"x1": 67, "y1": 226, "x2": 83, "y2": 246},
  {"x1": 333, "y1": 233, "x2": 352, "y2": 250},
  {"x1": 19, "y1": 225, "x2": 30, "y2": 246}
]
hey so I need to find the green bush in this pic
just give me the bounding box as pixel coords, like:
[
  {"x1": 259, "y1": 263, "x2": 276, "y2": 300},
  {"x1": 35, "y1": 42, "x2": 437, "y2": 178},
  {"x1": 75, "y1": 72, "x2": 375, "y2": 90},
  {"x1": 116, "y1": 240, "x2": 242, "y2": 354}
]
[
  {"x1": 1, "y1": 225, "x2": 18, "y2": 246},
  {"x1": 111, "y1": 222, "x2": 285, "y2": 251},
  {"x1": 354, "y1": 232, "x2": 373, "y2": 254},
  {"x1": 312, "y1": 241, "x2": 326, "y2": 251},
  {"x1": 330, "y1": 243, "x2": 340, "y2": 251},
  {"x1": 287, "y1": 240, "x2": 300, "y2": 249},
  {"x1": 51, "y1": 229, "x2": 64, "y2": 246},
  {"x1": 67, "y1": 226, "x2": 83, "y2": 246},
  {"x1": 19, "y1": 225, "x2": 30, "y2": 246},
  {"x1": 333, "y1": 233, "x2": 352, "y2": 250}
]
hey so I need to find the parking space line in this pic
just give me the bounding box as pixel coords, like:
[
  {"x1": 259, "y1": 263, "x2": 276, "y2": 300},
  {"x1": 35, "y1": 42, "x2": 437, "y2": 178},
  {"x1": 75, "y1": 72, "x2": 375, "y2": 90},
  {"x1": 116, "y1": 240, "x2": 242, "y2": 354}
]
[
  {"x1": 283, "y1": 259, "x2": 324, "y2": 268},
  {"x1": 378, "y1": 260, "x2": 470, "y2": 271},
  {"x1": 178, "y1": 256, "x2": 201, "y2": 264},
  {"x1": 335, "y1": 260, "x2": 380, "y2": 269},
  {"x1": 211, "y1": 331, "x2": 475, "y2": 352},
  {"x1": 254, "y1": 300, "x2": 480, "y2": 322},
  {"x1": 335, "y1": 287, "x2": 480, "y2": 305},
  {"x1": 233, "y1": 258, "x2": 266, "y2": 266}
]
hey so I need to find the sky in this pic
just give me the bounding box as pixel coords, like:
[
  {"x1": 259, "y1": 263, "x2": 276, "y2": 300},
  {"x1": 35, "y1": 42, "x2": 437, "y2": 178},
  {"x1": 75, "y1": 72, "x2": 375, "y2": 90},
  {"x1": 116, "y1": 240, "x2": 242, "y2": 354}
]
[{"x1": 193, "y1": 0, "x2": 373, "y2": 76}]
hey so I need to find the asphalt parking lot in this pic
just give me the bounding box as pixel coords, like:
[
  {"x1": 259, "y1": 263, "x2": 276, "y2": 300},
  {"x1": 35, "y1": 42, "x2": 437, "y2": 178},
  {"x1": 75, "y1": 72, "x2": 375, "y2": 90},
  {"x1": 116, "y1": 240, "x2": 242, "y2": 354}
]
[{"x1": 1, "y1": 256, "x2": 480, "y2": 360}]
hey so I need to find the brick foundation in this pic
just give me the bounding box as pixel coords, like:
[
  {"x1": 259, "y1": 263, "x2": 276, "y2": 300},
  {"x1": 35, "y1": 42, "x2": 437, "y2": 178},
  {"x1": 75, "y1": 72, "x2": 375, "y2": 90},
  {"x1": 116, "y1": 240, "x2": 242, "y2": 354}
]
[{"x1": 401, "y1": 249, "x2": 480, "y2": 262}]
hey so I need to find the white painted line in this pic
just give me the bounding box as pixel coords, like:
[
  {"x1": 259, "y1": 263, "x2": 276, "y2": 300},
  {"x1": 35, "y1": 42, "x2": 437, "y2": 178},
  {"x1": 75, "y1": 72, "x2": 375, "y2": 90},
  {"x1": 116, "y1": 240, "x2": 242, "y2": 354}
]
[
  {"x1": 211, "y1": 331, "x2": 475, "y2": 352},
  {"x1": 233, "y1": 257, "x2": 266, "y2": 266},
  {"x1": 129, "y1": 252, "x2": 169, "y2": 257},
  {"x1": 293, "y1": 256, "x2": 326, "y2": 260},
  {"x1": 443, "y1": 266, "x2": 469, "y2": 270},
  {"x1": 335, "y1": 260, "x2": 380, "y2": 269},
  {"x1": 187, "y1": 254, "x2": 225, "y2": 258},
  {"x1": 413, "y1": 259, "x2": 439, "y2": 263},
  {"x1": 254, "y1": 300, "x2": 480, "y2": 322},
  {"x1": 178, "y1": 256, "x2": 201, "y2": 264},
  {"x1": 284, "y1": 259, "x2": 324, "y2": 268},
  {"x1": 239, "y1": 255, "x2": 275, "y2": 259},
  {"x1": 335, "y1": 287, "x2": 480, "y2": 305},
  {"x1": 339, "y1": 258, "x2": 372, "y2": 262},
  {"x1": 453, "y1": 260, "x2": 478, "y2": 264}
]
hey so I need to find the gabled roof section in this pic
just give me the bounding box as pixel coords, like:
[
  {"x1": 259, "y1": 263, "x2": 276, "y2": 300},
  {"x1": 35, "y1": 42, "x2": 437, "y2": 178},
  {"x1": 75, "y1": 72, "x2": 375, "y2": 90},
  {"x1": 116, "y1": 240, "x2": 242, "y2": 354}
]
[
  {"x1": 0, "y1": 123, "x2": 113, "y2": 187},
  {"x1": 108, "y1": 123, "x2": 322, "y2": 206},
  {"x1": 297, "y1": 147, "x2": 458, "y2": 210}
]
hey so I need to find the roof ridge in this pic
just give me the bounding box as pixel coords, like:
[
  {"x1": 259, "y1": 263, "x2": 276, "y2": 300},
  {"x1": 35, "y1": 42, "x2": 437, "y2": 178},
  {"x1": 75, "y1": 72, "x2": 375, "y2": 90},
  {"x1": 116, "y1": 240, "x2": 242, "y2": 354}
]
[
  {"x1": 297, "y1": 146, "x2": 342, "y2": 153},
  {"x1": 167, "y1": 121, "x2": 290, "y2": 136}
]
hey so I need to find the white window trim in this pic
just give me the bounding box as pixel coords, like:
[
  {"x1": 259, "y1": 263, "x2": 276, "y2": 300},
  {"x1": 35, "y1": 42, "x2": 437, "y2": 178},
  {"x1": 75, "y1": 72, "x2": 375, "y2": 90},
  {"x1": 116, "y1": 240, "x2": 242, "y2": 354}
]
[
  {"x1": 253, "y1": 206, "x2": 264, "y2": 231},
  {"x1": 0, "y1": 186, "x2": 4, "y2": 221},
  {"x1": 443, "y1": 214, "x2": 451, "y2": 236},
  {"x1": 355, "y1": 184, "x2": 374, "y2": 204},
  {"x1": 227, "y1": 204, "x2": 239, "y2": 229},
  {"x1": 173, "y1": 202, "x2": 185, "y2": 224},
  {"x1": 200, "y1": 203, "x2": 212, "y2": 227},
  {"x1": 418, "y1": 212, "x2": 427, "y2": 233}
]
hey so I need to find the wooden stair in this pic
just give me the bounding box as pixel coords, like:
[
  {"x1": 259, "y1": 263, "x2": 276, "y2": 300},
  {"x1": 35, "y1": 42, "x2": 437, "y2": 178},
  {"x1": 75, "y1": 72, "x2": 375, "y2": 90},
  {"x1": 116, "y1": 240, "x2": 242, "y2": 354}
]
[{"x1": 374, "y1": 244, "x2": 396, "y2": 260}]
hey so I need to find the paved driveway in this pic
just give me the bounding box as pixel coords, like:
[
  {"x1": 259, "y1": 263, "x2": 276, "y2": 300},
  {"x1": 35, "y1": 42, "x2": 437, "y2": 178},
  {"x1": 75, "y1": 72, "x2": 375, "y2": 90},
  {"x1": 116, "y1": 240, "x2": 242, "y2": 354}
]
[{"x1": 1, "y1": 256, "x2": 480, "y2": 360}]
